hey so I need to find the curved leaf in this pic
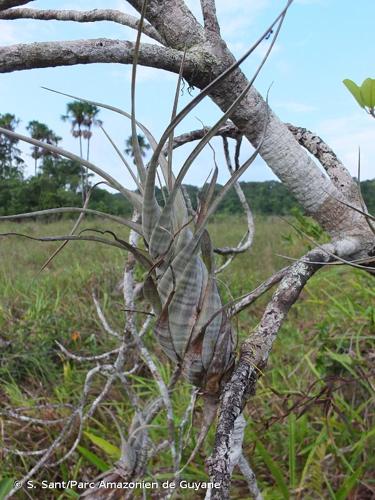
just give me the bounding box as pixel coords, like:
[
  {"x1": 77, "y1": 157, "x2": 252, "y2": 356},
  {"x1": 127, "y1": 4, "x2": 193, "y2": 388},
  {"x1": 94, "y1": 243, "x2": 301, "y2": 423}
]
[
  {"x1": 360, "y1": 77, "x2": 375, "y2": 108},
  {"x1": 343, "y1": 79, "x2": 365, "y2": 108}
]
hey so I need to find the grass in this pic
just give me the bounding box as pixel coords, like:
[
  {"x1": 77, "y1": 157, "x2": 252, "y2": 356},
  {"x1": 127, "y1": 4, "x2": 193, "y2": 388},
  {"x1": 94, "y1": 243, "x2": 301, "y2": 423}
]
[{"x1": 0, "y1": 215, "x2": 374, "y2": 499}]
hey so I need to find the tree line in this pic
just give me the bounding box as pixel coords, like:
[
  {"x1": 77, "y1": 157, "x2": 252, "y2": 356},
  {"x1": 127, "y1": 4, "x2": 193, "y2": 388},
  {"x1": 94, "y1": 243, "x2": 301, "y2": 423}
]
[{"x1": 0, "y1": 107, "x2": 373, "y2": 218}]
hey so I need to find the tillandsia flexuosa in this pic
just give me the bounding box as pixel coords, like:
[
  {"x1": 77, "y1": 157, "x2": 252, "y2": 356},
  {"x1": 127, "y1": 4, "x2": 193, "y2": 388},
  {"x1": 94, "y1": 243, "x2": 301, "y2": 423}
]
[{"x1": 0, "y1": 0, "x2": 286, "y2": 399}]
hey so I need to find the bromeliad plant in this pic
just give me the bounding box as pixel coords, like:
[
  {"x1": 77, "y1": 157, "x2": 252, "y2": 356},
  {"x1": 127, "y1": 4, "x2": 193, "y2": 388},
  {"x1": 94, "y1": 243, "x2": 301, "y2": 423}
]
[
  {"x1": 0, "y1": 3, "x2": 290, "y2": 497},
  {"x1": 0, "y1": 3, "x2": 283, "y2": 394}
]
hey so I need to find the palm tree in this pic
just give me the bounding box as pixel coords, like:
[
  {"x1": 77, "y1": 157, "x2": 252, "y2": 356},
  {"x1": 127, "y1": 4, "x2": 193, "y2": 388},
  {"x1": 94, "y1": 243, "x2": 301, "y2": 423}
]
[
  {"x1": 62, "y1": 102, "x2": 101, "y2": 199},
  {"x1": 124, "y1": 134, "x2": 150, "y2": 162},
  {"x1": 26, "y1": 120, "x2": 61, "y2": 175},
  {"x1": 81, "y1": 106, "x2": 102, "y2": 161},
  {"x1": 0, "y1": 113, "x2": 24, "y2": 179}
]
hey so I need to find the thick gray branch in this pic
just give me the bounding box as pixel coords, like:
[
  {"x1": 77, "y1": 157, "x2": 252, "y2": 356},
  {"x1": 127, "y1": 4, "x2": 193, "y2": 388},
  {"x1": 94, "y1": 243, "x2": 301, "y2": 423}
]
[
  {"x1": 208, "y1": 248, "x2": 332, "y2": 499},
  {"x1": 0, "y1": 0, "x2": 32, "y2": 10},
  {"x1": 0, "y1": 8, "x2": 165, "y2": 43},
  {"x1": 200, "y1": 0, "x2": 221, "y2": 37},
  {"x1": 0, "y1": 38, "x2": 193, "y2": 74},
  {"x1": 126, "y1": 0, "x2": 205, "y2": 49},
  {"x1": 286, "y1": 123, "x2": 360, "y2": 203},
  {"x1": 124, "y1": 1, "x2": 370, "y2": 242}
]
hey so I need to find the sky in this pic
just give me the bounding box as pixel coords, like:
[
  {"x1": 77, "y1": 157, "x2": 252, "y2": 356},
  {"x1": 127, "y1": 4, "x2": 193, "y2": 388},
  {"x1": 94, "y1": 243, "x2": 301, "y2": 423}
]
[{"x1": 0, "y1": 0, "x2": 374, "y2": 191}]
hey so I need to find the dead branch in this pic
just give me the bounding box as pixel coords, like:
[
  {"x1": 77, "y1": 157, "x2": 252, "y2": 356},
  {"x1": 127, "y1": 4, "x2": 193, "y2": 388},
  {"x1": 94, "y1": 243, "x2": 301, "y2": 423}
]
[
  {"x1": 0, "y1": 8, "x2": 165, "y2": 43},
  {"x1": 207, "y1": 247, "x2": 332, "y2": 499},
  {"x1": 92, "y1": 292, "x2": 122, "y2": 339},
  {"x1": 238, "y1": 454, "x2": 263, "y2": 500},
  {"x1": 0, "y1": 0, "x2": 32, "y2": 10},
  {"x1": 200, "y1": 0, "x2": 221, "y2": 37},
  {"x1": 286, "y1": 123, "x2": 360, "y2": 203},
  {"x1": 229, "y1": 266, "x2": 288, "y2": 317},
  {"x1": 0, "y1": 39, "x2": 192, "y2": 75}
]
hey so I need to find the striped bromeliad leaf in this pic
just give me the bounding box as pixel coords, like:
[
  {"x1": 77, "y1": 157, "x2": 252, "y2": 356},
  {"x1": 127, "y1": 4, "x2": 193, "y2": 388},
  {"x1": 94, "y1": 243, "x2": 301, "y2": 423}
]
[{"x1": 0, "y1": 0, "x2": 272, "y2": 394}]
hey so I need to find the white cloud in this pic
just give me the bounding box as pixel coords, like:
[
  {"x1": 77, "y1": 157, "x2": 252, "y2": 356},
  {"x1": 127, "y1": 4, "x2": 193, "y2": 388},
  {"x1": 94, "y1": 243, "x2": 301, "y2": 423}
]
[
  {"x1": 275, "y1": 100, "x2": 317, "y2": 113},
  {"x1": 316, "y1": 113, "x2": 375, "y2": 180}
]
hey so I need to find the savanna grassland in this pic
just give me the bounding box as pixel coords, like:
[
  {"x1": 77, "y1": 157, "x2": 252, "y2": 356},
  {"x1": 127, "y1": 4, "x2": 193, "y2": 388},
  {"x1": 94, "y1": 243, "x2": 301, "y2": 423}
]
[{"x1": 0, "y1": 216, "x2": 374, "y2": 499}]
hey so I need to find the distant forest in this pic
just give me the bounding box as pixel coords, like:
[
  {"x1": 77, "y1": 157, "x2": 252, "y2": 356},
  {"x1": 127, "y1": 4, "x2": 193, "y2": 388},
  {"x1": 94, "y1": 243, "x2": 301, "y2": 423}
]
[{"x1": 1, "y1": 111, "x2": 374, "y2": 218}]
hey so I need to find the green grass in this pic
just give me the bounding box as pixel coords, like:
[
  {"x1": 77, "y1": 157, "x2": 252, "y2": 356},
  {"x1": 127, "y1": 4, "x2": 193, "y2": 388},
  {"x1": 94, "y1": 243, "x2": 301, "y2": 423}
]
[{"x1": 0, "y1": 216, "x2": 374, "y2": 499}]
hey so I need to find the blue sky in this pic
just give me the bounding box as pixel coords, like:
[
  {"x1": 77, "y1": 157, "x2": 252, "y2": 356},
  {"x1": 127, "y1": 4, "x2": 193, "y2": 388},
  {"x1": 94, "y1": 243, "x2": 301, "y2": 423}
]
[{"x1": 0, "y1": 0, "x2": 374, "y2": 190}]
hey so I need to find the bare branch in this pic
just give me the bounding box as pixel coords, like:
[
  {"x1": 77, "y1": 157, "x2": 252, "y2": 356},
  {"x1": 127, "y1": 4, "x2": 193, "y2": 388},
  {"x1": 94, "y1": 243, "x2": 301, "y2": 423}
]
[
  {"x1": 215, "y1": 232, "x2": 248, "y2": 274},
  {"x1": 126, "y1": 0, "x2": 206, "y2": 50},
  {"x1": 0, "y1": 8, "x2": 165, "y2": 44},
  {"x1": 200, "y1": 0, "x2": 221, "y2": 36},
  {"x1": 0, "y1": 0, "x2": 32, "y2": 10},
  {"x1": 238, "y1": 454, "x2": 263, "y2": 500},
  {"x1": 229, "y1": 266, "x2": 288, "y2": 317},
  {"x1": 167, "y1": 122, "x2": 240, "y2": 151},
  {"x1": 208, "y1": 248, "x2": 332, "y2": 499},
  {"x1": 92, "y1": 292, "x2": 122, "y2": 339},
  {"x1": 286, "y1": 123, "x2": 360, "y2": 202},
  {"x1": 0, "y1": 39, "x2": 191, "y2": 75},
  {"x1": 56, "y1": 341, "x2": 121, "y2": 362}
]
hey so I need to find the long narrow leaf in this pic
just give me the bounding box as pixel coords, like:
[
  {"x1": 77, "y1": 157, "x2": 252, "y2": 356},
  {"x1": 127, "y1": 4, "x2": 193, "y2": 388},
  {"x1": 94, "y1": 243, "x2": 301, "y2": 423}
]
[
  {"x1": 0, "y1": 207, "x2": 142, "y2": 232},
  {"x1": 256, "y1": 439, "x2": 289, "y2": 500},
  {"x1": 100, "y1": 124, "x2": 142, "y2": 192}
]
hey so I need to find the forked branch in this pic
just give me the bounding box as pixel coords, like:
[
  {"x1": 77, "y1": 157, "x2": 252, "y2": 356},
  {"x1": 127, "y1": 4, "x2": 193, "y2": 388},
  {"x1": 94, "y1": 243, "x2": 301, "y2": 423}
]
[
  {"x1": 208, "y1": 247, "x2": 332, "y2": 499},
  {"x1": 200, "y1": 0, "x2": 221, "y2": 37},
  {"x1": 286, "y1": 123, "x2": 360, "y2": 202}
]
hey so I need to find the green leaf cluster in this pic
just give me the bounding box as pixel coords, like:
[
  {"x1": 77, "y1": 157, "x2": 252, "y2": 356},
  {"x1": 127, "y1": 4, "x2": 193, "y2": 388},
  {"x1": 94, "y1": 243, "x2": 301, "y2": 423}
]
[{"x1": 343, "y1": 78, "x2": 375, "y2": 115}]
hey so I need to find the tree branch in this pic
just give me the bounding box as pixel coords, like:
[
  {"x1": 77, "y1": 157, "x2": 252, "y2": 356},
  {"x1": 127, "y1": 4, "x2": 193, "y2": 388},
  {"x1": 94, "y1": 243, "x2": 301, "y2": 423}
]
[
  {"x1": 168, "y1": 122, "x2": 240, "y2": 151},
  {"x1": 0, "y1": 8, "x2": 165, "y2": 44},
  {"x1": 126, "y1": 0, "x2": 205, "y2": 49},
  {"x1": 200, "y1": 0, "x2": 221, "y2": 37},
  {"x1": 229, "y1": 266, "x2": 288, "y2": 317},
  {"x1": 208, "y1": 248, "x2": 332, "y2": 499},
  {"x1": 0, "y1": 0, "x2": 32, "y2": 10},
  {"x1": 286, "y1": 123, "x2": 360, "y2": 202},
  {"x1": 0, "y1": 38, "x2": 194, "y2": 75}
]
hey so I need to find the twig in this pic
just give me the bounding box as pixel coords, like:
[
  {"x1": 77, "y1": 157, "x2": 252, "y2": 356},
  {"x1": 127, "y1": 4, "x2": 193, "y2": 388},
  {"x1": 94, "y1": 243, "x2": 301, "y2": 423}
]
[
  {"x1": 200, "y1": 0, "x2": 221, "y2": 36},
  {"x1": 0, "y1": 8, "x2": 165, "y2": 43},
  {"x1": 92, "y1": 292, "x2": 122, "y2": 339},
  {"x1": 56, "y1": 341, "x2": 121, "y2": 362}
]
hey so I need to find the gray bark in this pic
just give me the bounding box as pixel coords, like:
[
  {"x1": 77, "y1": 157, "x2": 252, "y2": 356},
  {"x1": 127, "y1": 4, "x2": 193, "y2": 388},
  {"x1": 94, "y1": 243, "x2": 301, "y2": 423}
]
[
  {"x1": 0, "y1": 0, "x2": 32, "y2": 10},
  {"x1": 208, "y1": 248, "x2": 332, "y2": 499},
  {"x1": 0, "y1": 2, "x2": 371, "y2": 249},
  {"x1": 0, "y1": 1, "x2": 373, "y2": 497},
  {"x1": 0, "y1": 8, "x2": 164, "y2": 43},
  {"x1": 0, "y1": 39, "x2": 197, "y2": 75}
]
